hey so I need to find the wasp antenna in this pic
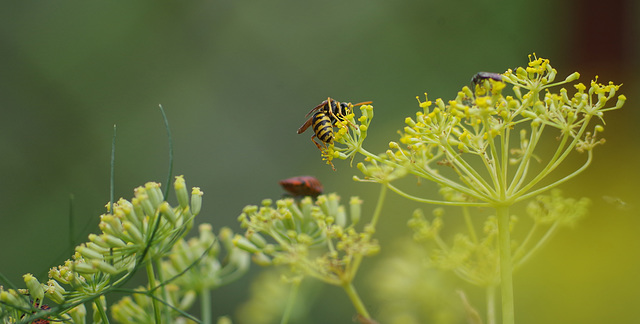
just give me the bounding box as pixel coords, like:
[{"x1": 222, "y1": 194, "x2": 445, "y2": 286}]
[{"x1": 353, "y1": 101, "x2": 373, "y2": 106}]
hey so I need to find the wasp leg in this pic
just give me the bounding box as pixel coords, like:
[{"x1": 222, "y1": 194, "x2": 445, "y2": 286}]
[
  {"x1": 328, "y1": 98, "x2": 358, "y2": 130},
  {"x1": 310, "y1": 135, "x2": 326, "y2": 151},
  {"x1": 312, "y1": 133, "x2": 336, "y2": 171}
]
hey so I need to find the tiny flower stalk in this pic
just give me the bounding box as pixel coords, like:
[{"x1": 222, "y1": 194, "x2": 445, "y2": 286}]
[
  {"x1": 235, "y1": 193, "x2": 381, "y2": 323},
  {"x1": 320, "y1": 54, "x2": 624, "y2": 324}
]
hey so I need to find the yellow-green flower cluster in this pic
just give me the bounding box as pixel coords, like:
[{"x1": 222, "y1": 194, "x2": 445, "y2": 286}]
[
  {"x1": 161, "y1": 224, "x2": 250, "y2": 291},
  {"x1": 408, "y1": 189, "x2": 590, "y2": 286},
  {"x1": 235, "y1": 194, "x2": 378, "y2": 286},
  {"x1": 524, "y1": 189, "x2": 590, "y2": 228},
  {"x1": 0, "y1": 176, "x2": 203, "y2": 324},
  {"x1": 321, "y1": 103, "x2": 375, "y2": 170},
  {"x1": 68, "y1": 176, "x2": 201, "y2": 289},
  {"x1": 356, "y1": 54, "x2": 625, "y2": 205},
  {"x1": 110, "y1": 223, "x2": 249, "y2": 323}
]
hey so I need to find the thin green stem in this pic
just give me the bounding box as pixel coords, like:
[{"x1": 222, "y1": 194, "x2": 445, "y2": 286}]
[
  {"x1": 501, "y1": 122, "x2": 511, "y2": 191},
  {"x1": 154, "y1": 260, "x2": 172, "y2": 324},
  {"x1": 68, "y1": 194, "x2": 75, "y2": 254},
  {"x1": 369, "y1": 183, "x2": 387, "y2": 228},
  {"x1": 146, "y1": 263, "x2": 162, "y2": 324},
  {"x1": 343, "y1": 282, "x2": 371, "y2": 320},
  {"x1": 483, "y1": 117, "x2": 504, "y2": 193},
  {"x1": 386, "y1": 183, "x2": 491, "y2": 207},
  {"x1": 512, "y1": 129, "x2": 571, "y2": 196},
  {"x1": 496, "y1": 205, "x2": 514, "y2": 324},
  {"x1": 280, "y1": 281, "x2": 301, "y2": 324},
  {"x1": 109, "y1": 124, "x2": 116, "y2": 214},
  {"x1": 515, "y1": 150, "x2": 593, "y2": 203},
  {"x1": 462, "y1": 206, "x2": 478, "y2": 244},
  {"x1": 512, "y1": 222, "x2": 540, "y2": 264},
  {"x1": 94, "y1": 297, "x2": 110, "y2": 324},
  {"x1": 201, "y1": 288, "x2": 212, "y2": 324},
  {"x1": 507, "y1": 124, "x2": 543, "y2": 196},
  {"x1": 357, "y1": 146, "x2": 489, "y2": 201},
  {"x1": 512, "y1": 115, "x2": 593, "y2": 198},
  {"x1": 486, "y1": 285, "x2": 497, "y2": 324},
  {"x1": 514, "y1": 222, "x2": 561, "y2": 271},
  {"x1": 158, "y1": 104, "x2": 174, "y2": 200},
  {"x1": 442, "y1": 142, "x2": 497, "y2": 197},
  {"x1": 349, "y1": 184, "x2": 386, "y2": 281}
]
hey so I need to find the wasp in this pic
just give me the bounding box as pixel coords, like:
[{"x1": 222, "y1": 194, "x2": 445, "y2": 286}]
[
  {"x1": 297, "y1": 97, "x2": 372, "y2": 150},
  {"x1": 279, "y1": 176, "x2": 323, "y2": 198}
]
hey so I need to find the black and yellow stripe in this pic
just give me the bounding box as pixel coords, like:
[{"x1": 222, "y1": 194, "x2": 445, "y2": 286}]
[{"x1": 312, "y1": 111, "x2": 334, "y2": 144}]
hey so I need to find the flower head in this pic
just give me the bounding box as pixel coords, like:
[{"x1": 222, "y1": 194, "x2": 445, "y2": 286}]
[{"x1": 235, "y1": 194, "x2": 377, "y2": 285}]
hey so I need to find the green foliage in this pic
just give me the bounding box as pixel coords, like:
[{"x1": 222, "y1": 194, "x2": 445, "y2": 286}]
[
  {"x1": 0, "y1": 176, "x2": 248, "y2": 324},
  {"x1": 0, "y1": 54, "x2": 626, "y2": 324}
]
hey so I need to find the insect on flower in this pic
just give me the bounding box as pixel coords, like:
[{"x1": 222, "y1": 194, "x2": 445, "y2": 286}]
[
  {"x1": 297, "y1": 97, "x2": 372, "y2": 150},
  {"x1": 471, "y1": 72, "x2": 503, "y2": 85},
  {"x1": 279, "y1": 176, "x2": 323, "y2": 198},
  {"x1": 21, "y1": 301, "x2": 51, "y2": 324}
]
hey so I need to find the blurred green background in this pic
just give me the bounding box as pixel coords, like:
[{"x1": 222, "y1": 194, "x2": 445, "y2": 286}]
[{"x1": 1, "y1": 0, "x2": 638, "y2": 323}]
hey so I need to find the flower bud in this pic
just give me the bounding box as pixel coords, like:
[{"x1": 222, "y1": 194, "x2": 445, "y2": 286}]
[
  {"x1": 174, "y1": 175, "x2": 189, "y2": 209},
  {"x1": 159, "y1": 202, "x2": 177, "y2": 224},
  {"x1": 564, "y1": 72, "x2": 580, "y2": 82},
  {"x1": 252, "y1": 252, "x2": 272, "y2": 266},
  {"x1": 93, "y1": 260, "x2": 119, "y2": 275},
  {"x1": 76, "y1": 245, "x2": 103, "y2": 261},
  {"x1": 191, "y1": 187, "x2": 203, "y2": 216},
  {"x1": 248, "y1": 232, "x2": 268, "y2": 249},
  {"x1": 24, "y1": 273, "x2": 45, "y2": 302},
  {"x1": 144, "y1": 182, "x2": 164, "y2": 208},
  {"x1": 349, "y1": 196, "x2": 362, "y2": 225},
  {"x1": 46, "y1": 279, "x2": 66, "y2": 304},
  {"x1": 616, "y1": 94, "x2": 626, "y2": 109},
  {"x1": 73, "y1": 261, "x2": 98, "y2": 274},
  {"x1": 233, "y1": 235, "x2": 261, "y2": 253},
  {"x1": 122, "y1": 221, "x2": 144, "y2": 244}
]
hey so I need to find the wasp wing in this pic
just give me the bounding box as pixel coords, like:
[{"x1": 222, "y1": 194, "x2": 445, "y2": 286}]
[
  {"x1": 305, "y1": 99, "x2": 331, "y2": 117},
  {"x1": 297, "y1": 117, "x2": 313, "y2": 134}
]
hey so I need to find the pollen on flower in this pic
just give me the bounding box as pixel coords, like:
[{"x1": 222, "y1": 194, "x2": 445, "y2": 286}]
[
  {"x1": 416, "y1": 93, "x2": 431, "y2": 108},
  {"x1": 475, "y1": 97, "x2": 490, "y2": 108},
  {"x1": 492, "y1": 80, "x2": 507, "y2": 92}
]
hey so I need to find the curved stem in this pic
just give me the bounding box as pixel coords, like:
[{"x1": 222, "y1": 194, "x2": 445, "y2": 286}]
[
  {"x1": 369, "y1": 183, "x2": 387, "y2": 228},
  {"x1": 386, "y1": 183, "x2": 491, "y2": 207}
]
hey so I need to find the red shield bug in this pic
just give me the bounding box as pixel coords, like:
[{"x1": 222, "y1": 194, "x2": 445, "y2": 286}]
[{"x1": 279, "y1": 176, "x2": 323, "y2": 198}]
